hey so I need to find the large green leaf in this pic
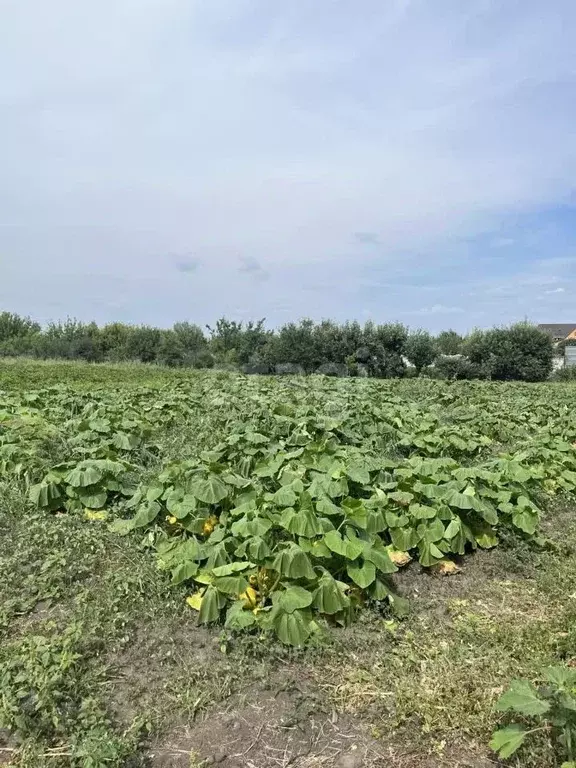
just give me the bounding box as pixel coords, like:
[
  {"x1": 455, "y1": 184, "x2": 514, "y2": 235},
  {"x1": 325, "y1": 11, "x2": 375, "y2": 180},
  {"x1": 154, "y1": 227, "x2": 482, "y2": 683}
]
[
  {"x1": 312, "y1": 574, "x2": 350, "y2": 614},
  {"x1": 346, "y1": 559, "x2": 376, "y2": 588},
  {"x1": 315, "y1": 496, "x2": 342, "y2": 516},
  {"x1": 225, "y1": 600, "x2": 257, "y2": 630},
  {"x1": 171, "y1": 561, "x2": 199, "y2": 585},
  {"x1": 368, "y1": 579, "x2": 391, "y2": 601},
  {"x1": 366, "y1": 509, "x2": 388, "y2": 534},
  {"x1": 170, "y1": 494, "x2": 197, "y2": 519},
  {"x1": 65, "y1": 465, "x2": 104, "y2": 488},
  {"x1": 495, "y1": 680, "x2": 550, "y2": 716},
  {"x1": 512, "y1": 508, "x2": 539, "y2": 535},
  {"x1": 274, "y1": 609, "x2": 311, "y2": 646},
  {"x1": 489, "y1": 726, "x2": 527, "y2": 759},
  {"x1": 477, "y1": 500, "x2": 499, "y2": 525},
  {"x1": 323, "y1": 530, "x2": 364, "y2": 560},
  {"x1": 278, "y1": 586, "x2": 313, "y2": 613},
  {"x1": 78, "y1": 489, "x2": 108, "y2": 510},
  {"x1": 272, "y1": 545, "x2": 316, "y2": 580},
  {"x1": 130, "y1": 501, "x2": 161, "y2": 528},
  {"x1": 113, "y1": 432, "x2": 139, "y2": 450},
  {"x1": 204, "y1": 542, "x2": 230, "y2": 570},
  {"x1": 198, "y1": 585, "x2": 227, "y2": 624},
  {"x1": 231, "y1": 516, "x2": 272, "y2": 538},
  {"x1": 341, "y1": 498, "x2": 368, "y2": 529},
  {"x1": 443, "y1": 488, "x2": 481, "y2": 511},
  {"x1": 30, "y1": 481, "x2": 62, "y2": 509},
  {"x1": 543, "y1": 666, "x2": 576, "y2": 689},
  {"x1": 385, "y1": 510, "x2": 409, "y2": 528},
  {"x1": 211, "y1": 562, "x2": 254, "y2": 577},
  {"x1": 346, "y1": 465, "x2": 370, "y2": 485},
  {"x1": 390, "y1": 526, "x2": 419, "y2": 552},
  {"x1": 409, "y1": 503, "x2": 436, "y2": 520},
  {"x1": 237, "y1": 536, "x2": 270, "y2": 560},
  {"x1": 417, "y1": 518, "x2": 445, "y2": 543},
  {"x1": 273, "y1": 486, "x2": 298, "y2": 507},
  {"x1": 283, "y1": 507, "x2": 324, "y2": 538},
  {"x1": 418, "y1": 541, "x2": 444, "y2": 567},
  {"x1": 189, "y1": 475, "x2": 229, "y2": 505},
  {"x1": 362, "y1": 544, "x2": 397, "y2": 574},
  {"x1": 444, "y1": 518, "x2": 461, "y2": 539},
  {"x1": 213, "y1": 574, "x2": 249, "y2": 595}
]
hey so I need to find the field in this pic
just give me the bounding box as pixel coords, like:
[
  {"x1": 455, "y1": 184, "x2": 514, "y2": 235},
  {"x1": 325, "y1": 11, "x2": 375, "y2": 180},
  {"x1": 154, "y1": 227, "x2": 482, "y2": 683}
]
[{"x1": 1, "y1": 359, "x2": 576, "y2": 768}]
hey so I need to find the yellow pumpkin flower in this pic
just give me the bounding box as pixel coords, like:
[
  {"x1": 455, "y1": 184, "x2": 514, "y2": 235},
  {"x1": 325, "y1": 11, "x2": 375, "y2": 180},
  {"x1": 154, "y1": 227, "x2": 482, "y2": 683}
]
[
  {"x1": 202, "y1": 515, "x2": 219, "y2": 536},
  {"x1": 239, "y1": 586, "x2": 258, "y2": 608},
  {"x1": 186, "y1": 592, "x2": 203, "y2": 611}
]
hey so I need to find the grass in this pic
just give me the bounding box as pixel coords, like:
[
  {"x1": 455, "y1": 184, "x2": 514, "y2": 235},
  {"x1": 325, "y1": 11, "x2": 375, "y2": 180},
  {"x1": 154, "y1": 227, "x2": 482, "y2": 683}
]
[{"x1": 0, "y1": 358, "x2": 202, "y2": 391}]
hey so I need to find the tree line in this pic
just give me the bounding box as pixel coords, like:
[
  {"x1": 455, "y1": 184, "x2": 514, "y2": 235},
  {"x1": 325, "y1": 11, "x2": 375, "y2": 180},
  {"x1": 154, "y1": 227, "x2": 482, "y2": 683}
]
[{"x1": 0, "y1": 311, "x2": 556, "y2": 381}]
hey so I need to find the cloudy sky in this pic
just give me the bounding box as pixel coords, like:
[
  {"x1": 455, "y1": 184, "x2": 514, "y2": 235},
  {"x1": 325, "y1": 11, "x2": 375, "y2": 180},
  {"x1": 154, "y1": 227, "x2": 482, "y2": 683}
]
[{"x1": 1, "y1": 0, "x2": 575, "y2": 332}]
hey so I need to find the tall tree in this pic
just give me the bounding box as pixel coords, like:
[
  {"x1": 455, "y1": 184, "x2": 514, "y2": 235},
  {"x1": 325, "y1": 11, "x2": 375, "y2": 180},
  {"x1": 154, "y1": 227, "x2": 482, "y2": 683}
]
[{"x1": 405, "y1": 330, "x2": 437, "y2": 374}]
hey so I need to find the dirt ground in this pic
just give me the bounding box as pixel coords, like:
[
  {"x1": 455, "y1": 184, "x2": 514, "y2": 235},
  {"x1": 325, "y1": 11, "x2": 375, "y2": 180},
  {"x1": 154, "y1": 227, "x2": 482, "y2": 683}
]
[{"x1": 124, "y1": 546, "x2": 520, "y2": 768}]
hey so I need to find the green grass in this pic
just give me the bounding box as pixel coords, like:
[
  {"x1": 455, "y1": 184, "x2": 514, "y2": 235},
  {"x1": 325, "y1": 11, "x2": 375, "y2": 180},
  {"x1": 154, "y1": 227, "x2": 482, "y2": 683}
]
[{"x1": 0, "y1": 358, "x2": 204, "y2": 391}]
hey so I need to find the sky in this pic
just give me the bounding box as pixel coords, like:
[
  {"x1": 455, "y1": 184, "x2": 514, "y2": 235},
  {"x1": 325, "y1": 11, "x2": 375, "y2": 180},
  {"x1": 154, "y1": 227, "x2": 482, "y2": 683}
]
[{"x1": 1, "y1": 0, "x2": 576, "y2": 333}]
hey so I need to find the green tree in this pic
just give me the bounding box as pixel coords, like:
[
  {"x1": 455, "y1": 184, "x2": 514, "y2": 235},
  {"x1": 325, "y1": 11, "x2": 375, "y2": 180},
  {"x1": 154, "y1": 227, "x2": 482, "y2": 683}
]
[
  {"x1": 0, "y1": 311, "x2": 40, "y2": 342},
  {"x1": 311, "y1": 320, "x2": 350, "y2": 368},
  {"x1": 173, "y1": 322, "x2": 205, "y2": 351},
  {"x1": 264, "y1": 319, "x2": 317, "y2": 372},
  {"x1": 436, "y1": 329, "x2": 463, "y2": 355},
  {"x1": 156, "y1": 331, "x2": 186, "y2": 367},
  {"x1": 488, "y1": 323, "x2": 553, "y2": 381},
  {"x1": 405, "y1": 330, "x2": 437, "y2": 374},
  {"x1": 123, "y1": 326, "x2": 162, "y2": 363},
  {"x1": 463, "y1": 324, "x2": 553, "y2": 381},
  {"x1": 206, "y1": 318, "x2": 269, "y2": 365},
  {"x1": 354, "y1": 322, "x2": 408, "y2": 378},
  {"x1": 462, "y1": 329, "x2": 490, "y2": 368},
  {"x1": 100, "y1": 323, "x2": 133, "y2": 359}
]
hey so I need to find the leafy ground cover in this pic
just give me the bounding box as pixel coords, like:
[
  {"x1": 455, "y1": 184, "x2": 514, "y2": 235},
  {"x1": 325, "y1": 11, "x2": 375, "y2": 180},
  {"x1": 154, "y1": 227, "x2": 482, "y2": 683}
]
[{"x1": 1, "y1": 360, "x2": 576, "y2": 767}]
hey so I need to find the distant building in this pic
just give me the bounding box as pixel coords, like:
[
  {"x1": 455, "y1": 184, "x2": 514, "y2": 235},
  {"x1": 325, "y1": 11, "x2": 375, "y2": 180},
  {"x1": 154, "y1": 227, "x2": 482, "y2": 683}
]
[
  {"x1": 538, "y1": 324, "x2": 576, "y2": 369},
  {"x1": 538, "y1": 324, "x2": 576, "y2": 343}
]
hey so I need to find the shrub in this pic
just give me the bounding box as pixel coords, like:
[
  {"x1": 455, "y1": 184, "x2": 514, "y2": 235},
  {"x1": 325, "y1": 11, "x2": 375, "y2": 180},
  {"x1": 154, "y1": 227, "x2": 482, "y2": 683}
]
[
  {"x1": 192, "y1": 350, "x2": 215, "y2": 369},
  {"x1": 429, "y1": 355, "x2": 483, "y2": 380},
  {"x1": 275, "y1": 363, "x2": 306, "y2": 375},
  {"x1": 0, "y1": 311, "x2": 40, "y2": 342},
  {"x1": 551, "y1": 365, "x2": 576, "y2": 382},
  {"x1": 464, "y1": 324, "x2": 554, "y2": 382},
  {"x1": 490, "y1": 324, "x2": 553, "y2": 382},
  {"x1": 315, "y1": 362, "x2": 348, "y2": 377}
]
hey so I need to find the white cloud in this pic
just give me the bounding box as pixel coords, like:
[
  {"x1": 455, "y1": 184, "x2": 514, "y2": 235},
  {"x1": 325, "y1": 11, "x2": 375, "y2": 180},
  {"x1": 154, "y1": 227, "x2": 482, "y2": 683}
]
[
  {"x1": 544, "y1": 287, "x2": 566, "y2": 294},
  {"x1": 413, "y1": 304, "x2": 464, "y2": 315},
  {"x1": 0, "y1": 0, "x2": 576, "y2": 327}
]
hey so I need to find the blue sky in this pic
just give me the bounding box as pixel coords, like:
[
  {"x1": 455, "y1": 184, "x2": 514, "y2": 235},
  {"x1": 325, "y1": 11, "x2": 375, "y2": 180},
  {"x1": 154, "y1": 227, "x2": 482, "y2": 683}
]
[{"x1": 1, "y1": 0, "x2": 575, "y2": 333}]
